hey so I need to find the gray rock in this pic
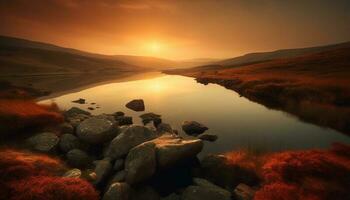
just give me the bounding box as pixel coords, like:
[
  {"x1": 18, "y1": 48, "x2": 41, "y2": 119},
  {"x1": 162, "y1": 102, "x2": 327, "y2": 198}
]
[
  {"x1": 94, "y1": 159, "x2": 113, "y2": 186},
  {"x1": 198, "y1": 134, "x2": 218, "y2": 142},
  {"x1": 130, "y1": 186, "x2": 160, "y2": 200},
  {"x1": 63, "y1": 168, "x2": 82, "y2": 178},
  {"x1": 77, "y1": 115, "x2": 119, "y2": 144},
  {"x1": 103, "y1": 182, "x2": 130, "y2": 200},
  {"x1": 116, "y1": 116, "x2": 133, "y2": 126},
  {"x1": 125, "y1": 142, "x2": 156, "y2": 184},
  {"x1": 139, "y1": 112, "x2": 161, "y2": 124},
  {"x1": 182, "y1": 185, "x2": 231, "y2": 200},
  {"x1": 27, "y1": 132, "x2": 59, "y2": 153},
  {"x1": 153, "y1": 135, "x2": 203, "y2": 169},
  {"x1": 156, "y1": 123, "x2": 173, "y2": 134},
  {"x1": 234, "y1": 183, "x2": 255, "y2": 200},
  {"x1": 67, "y1": 113, "x2": 91, "y2": 128},
  {"x1": 182, "y1": 121, "x2": 208, "y2": 135},
  {"x1": 60, "y1": 122, "x2": 74, "y2": 134},
  {"x1": 59, "y1": 134, "x2": 81, "y2": 152},
  {"x1": 113, "y1": 159, "x2": 124, "y2": 171},
  {"x1": 126, "y1": 99, "x2": 145, "y2": 111},
  {"x1": 64, "y1": 107, "x2": 90, "y2": 118},
  {"x1": 104, "y1": 125, "x2": 158, "y2": 159},
  {"x1": 66, "y1": 149, "x2": 91, "y2": 168}
]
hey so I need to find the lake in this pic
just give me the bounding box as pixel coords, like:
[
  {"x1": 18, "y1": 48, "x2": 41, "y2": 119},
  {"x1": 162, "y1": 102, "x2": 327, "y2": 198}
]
[{"x1": 39, "y1": 72, "x2": 350, "y2": 155}]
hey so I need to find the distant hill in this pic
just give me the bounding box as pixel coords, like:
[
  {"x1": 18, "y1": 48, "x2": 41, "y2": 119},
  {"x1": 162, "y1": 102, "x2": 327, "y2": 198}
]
[
  {"x1": 0, "y1": 36, "x2": 212, "y2": 73},
  {"x1": 112, "y1": 55, "x2": 219, "y2": 69},
  {"x1": 216, "y1": 41, "x2": 350, "y2": 67},
  {"x1": 0, "y1": 36, "x2": 146, "y2": 76}
]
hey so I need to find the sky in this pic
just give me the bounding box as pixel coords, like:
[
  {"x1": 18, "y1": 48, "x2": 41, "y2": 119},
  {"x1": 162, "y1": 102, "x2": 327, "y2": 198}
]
[{"x1": 0, "y1": 0, "x2": 350, "y2": 60}]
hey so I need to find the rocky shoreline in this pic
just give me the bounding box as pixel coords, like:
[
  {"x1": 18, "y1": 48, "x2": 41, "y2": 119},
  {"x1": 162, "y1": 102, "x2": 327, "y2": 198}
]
[{"x1": 23, "y1": 100, "x2": 256, "y2": 200}]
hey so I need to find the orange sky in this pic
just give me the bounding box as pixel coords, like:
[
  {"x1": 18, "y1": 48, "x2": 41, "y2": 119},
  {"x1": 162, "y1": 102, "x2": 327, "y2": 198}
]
[{"x1": 0, "y1": 0, "x2": 350, "y2": 60}]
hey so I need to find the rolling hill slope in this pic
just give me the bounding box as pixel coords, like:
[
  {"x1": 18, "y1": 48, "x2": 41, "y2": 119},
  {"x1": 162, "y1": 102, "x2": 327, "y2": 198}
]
[{"x1": 0, "y1": 36, "x2": 212, "y2": 72}]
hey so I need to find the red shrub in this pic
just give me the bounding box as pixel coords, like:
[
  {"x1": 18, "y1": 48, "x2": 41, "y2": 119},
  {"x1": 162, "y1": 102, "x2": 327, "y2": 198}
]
[
  {"x1": 0, "y1": 149, "x2": 99, "y2": 200},
  {"x1": 0, "y1": 100, "x2": 63, "y2": 135},
  {"x1": 0, "y1": 149, "x2": 65, "y2": 181},
  {"x1": 254, "y1": 183, "x2": 301, "y2": 200},
  {"x1": 9, "y1": 176, "x2": 99, "y2": 200},
  {"x1": 255, "y1": 147, "x2": 350, "y2": 200}
]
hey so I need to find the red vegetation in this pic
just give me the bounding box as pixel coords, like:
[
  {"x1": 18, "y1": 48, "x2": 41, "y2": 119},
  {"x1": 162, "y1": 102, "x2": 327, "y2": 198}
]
[
  {"x1": 224, "y1": 144, "x2": 350, "y2": 200},
  {"x1": 0, "y1": 149, "x2": 99, "y2": 200},
  {"x1": 0, "y1": 149, "x2": 65, "y2": 181},
  {"x1": 0, "y1": 100, "x2": 63, "y2": 136},
  {"x1": 10, "y1": 176, "x2": 99, "y2": 200}
]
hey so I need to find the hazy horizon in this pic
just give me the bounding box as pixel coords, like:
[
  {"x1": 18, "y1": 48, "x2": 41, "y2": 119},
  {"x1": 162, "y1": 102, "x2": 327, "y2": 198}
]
[{"x1": 1, "y1": 0, "x2": 350, "y2": 60}]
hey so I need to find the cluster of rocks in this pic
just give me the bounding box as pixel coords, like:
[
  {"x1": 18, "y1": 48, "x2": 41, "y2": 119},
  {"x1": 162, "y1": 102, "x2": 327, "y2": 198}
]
[
  {"x1": 71, "y1": 98, "x2": 100, "y2": 110},
  {"x1": 25, "y1": 100, "x2": 255, "y2": 200}
]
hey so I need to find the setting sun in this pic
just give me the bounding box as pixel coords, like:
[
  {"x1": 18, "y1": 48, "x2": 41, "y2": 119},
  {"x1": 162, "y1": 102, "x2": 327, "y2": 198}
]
[{"x1": 148, "y1": 42, "x2": 162, "y2": 53}]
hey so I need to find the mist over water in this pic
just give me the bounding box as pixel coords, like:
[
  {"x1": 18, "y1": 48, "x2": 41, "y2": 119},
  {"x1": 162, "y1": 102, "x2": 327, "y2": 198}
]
[{"x1": 39, "y1": 73, "x2": 350, "y2": 155}]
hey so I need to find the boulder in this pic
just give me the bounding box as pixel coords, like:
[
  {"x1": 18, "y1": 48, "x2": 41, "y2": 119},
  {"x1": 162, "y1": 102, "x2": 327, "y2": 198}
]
[
  {"x1": 59, "y1": 122, "x2": 74, "y2": 134},
  {"x1": 140, "y1": 112, "x2": 161, "y2": 124},
  {"x1": 182, "y1": 185, "x2": 231, "y2": 200},
  {"x1": 103, "y1": 182, "x2": 130, "y2": 200},
  {"x1": 153, "y1": 135, "x2": 203, "y2": 169},
  {"x1": 64, "y1": 107, "x2": 90, "y2": 118},
  {"x1": 67, "y1": 113, "x2": 91, "y2": 128},
  {"x1": 182, "y1": 121, "x2": 208, "y2": 135},
  {"x1": 63, "y1": 168, "x2": 82, "y2": 178},
  {"x1": 156, "y1": 123, "x2": 173, "y2": 134},
  {"x1": 66, "y1": 149, "x2": 91, "y2": 168},
  {"x1": 93, "y1": 159, "x2": 113, "y2": 186},
  {"x1": 125, "y1": 142, "x2": 156, "y2": 184},
  {"x1": 59, "y1": 134, "x2": 81, "y2": 152},
  {"x1": 234, "y1": 183, "x2": 255, "y2": 200},
  {"x1": 113, "y1": 159, "x2": 124, "y2": 171},
  {"x1": 198, "y1": 134, "x2": 218, "y2": 142},
  {"x1": 104, "y1": 125, "x2": 158, "y2": 159},
  {"x1": 116, "y1": 116, "x2": 133, "y2": 126},
  {"x1": 77, "y1": 115, "x2": 118, "y2": 144},
  {"x1": 27, "y1": 132, "x2": 59, "y2": 153},
  {"x1": 126, "y1": 99, "x2": 145, "y2": 111}
]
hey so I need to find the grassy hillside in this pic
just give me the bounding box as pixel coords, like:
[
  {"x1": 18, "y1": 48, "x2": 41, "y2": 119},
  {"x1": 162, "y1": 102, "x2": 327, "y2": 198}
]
[
  {"x1": 0, "y1": 36, "x2": 147, "y2": 75},
  {"x1": 166, "y1": 46, "x2": 350, "y2": 135},
  {"x1": 216, "y1": 41, "x2": 350, "y2": 67}
]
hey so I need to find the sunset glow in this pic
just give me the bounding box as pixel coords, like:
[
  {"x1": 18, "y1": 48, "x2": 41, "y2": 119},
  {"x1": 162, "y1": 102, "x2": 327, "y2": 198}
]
[{"x1": 1, "y1": 1, "x2": 349, "y2": 59}]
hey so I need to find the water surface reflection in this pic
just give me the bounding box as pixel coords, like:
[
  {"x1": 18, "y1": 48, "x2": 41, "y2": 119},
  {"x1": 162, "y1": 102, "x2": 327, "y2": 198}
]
[{"x1": 39, "y1": 73, "x2": 350, "y2": 155}]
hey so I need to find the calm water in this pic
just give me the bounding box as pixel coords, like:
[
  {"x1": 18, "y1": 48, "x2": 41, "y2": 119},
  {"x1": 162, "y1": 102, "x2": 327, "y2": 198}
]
[{"x1": 39, "y1": 73, "x2": 350, "y2": 155}]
